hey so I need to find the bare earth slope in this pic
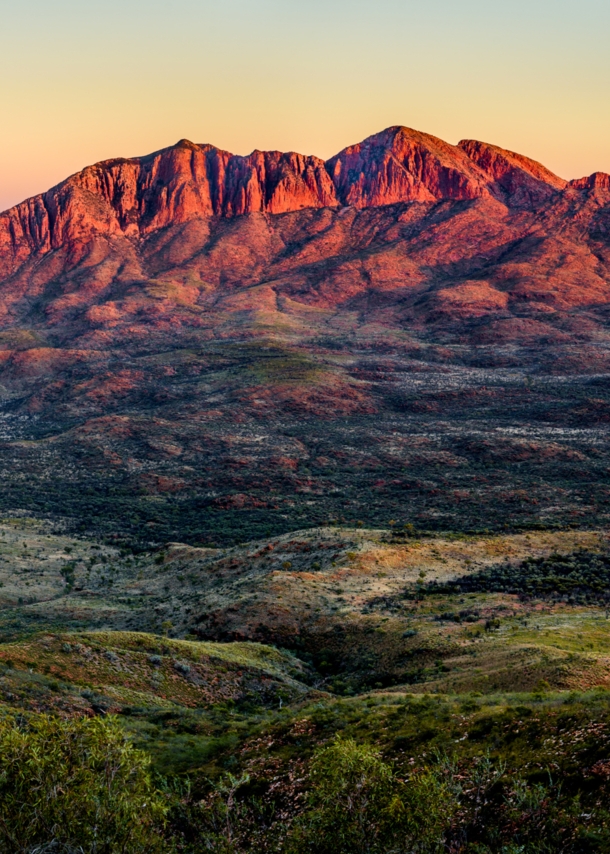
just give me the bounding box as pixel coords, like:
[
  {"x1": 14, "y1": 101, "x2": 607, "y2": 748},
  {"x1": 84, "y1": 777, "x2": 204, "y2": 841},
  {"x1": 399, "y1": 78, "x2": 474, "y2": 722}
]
[{"x1": 0, "y1": 127, "x2": 609, "y2": 543}]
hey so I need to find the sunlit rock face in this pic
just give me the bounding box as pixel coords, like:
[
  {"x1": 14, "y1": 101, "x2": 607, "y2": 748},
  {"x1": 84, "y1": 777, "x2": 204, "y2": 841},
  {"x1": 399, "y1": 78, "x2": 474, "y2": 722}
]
[
  {"x1": 0, "y1": 126, "x2": 609, "y2": 544},
  {"x1": 1, "y1": 122, "x2": 609, "y2": 345}
]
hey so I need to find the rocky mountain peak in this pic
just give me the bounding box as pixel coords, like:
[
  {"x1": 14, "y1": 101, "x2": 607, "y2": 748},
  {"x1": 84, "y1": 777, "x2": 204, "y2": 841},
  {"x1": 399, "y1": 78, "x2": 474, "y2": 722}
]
[
  {"x1": 0, "y1": 125, "x2": 608, "y2": 291},
  {"x1": 325, "y1": 125, "x2": 492, "y2": 207}
]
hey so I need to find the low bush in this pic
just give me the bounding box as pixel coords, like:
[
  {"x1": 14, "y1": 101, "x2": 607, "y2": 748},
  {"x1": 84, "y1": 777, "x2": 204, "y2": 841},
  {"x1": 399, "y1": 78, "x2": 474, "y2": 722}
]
[{"x1": 288, "y1": 736, "x2": 456, "y2": 854}]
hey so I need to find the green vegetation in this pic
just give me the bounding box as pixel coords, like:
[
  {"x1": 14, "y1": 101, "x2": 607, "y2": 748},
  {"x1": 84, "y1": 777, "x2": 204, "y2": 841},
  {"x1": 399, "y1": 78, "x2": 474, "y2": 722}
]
[
  {"x1": 428, "y1": 550, "x2": 610, "y2": 605},
  {"x1": 0, "y1": 715, "x2": 165, "y2": 853},
  {"x1": 243, "y1": 343, "x2": 323, "y2": 385},
  {"x1": 153, "y1": 692, "x2": 610, "y2": 851},
  {"x1": 0, "y1": 522, "x2": 608, "y2": 849},
  {"x1": 290, "y1": 736, "x2": 455, "y2": 854},
  {"x1": 1, "y1": 635, "x2": 610, "y2": 850},
  {"x1": 4, "y1": 363, "x2": 610, "y2": 549}
]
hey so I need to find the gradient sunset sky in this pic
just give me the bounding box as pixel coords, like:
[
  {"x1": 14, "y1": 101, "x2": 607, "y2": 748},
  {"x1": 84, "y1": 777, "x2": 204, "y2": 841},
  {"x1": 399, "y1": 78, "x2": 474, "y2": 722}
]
[{"x1": 1, "y1": 0, "x2": 609, "y2": 212}]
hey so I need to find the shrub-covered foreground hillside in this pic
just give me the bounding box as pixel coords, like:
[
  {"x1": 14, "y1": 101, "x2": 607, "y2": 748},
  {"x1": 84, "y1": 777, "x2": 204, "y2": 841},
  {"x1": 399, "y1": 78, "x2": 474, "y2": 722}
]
[{"x1": 0, "y1": 516, "x2": 610, "y2": 851}]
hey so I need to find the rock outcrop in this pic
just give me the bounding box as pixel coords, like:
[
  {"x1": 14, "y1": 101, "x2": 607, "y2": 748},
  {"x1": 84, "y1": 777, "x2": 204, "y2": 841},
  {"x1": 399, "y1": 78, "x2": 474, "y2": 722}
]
[
  {"x1": 2, "y1": 125, "x2": 593, "y2": 281},
  {"x1": 327, "y1": 126, "x2": 493, "y2": 206},
  {"x1": 457, "y1": 139, "x2": 567, "y2": 207},
  {"x1": 0, "y1": 141, "x2": 339, "y2": 278},
  {"x1": 0, "y1": 124, "x2": 609, "y2": 331}
]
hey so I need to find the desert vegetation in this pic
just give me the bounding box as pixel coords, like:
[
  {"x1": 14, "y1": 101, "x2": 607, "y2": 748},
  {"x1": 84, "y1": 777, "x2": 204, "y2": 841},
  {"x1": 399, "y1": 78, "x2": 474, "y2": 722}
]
[
  {"x1": 4, "y1": 701, "x2": 610, "y2": 853},
  {"x1": 0, "y1": 519, "x2": 606, "y2": 849}
]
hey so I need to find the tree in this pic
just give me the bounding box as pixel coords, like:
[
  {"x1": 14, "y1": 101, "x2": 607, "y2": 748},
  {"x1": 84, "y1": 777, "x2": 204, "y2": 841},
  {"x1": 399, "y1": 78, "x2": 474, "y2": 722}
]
[{"x1": 0, "y1": 714, "x2": 167, "y2": 854}]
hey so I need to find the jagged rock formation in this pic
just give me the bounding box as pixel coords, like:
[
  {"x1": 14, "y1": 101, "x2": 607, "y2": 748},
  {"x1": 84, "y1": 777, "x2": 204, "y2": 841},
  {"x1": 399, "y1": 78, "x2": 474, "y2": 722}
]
[
  {"x1": 0, "y1": 142, "x2": 339, "y2": 278},
  {"x1": 0, "y1": 125, "x2": 608, "y2": 319},
  {"x1": 0, "y1": 126, "x2": 609, "y2": 544},
  {"x1": 327, "y1": 127, "x2": 493, "y2": 206},
  {"x1": 1, "y1": 125, "x2": 592, "y2": 277}
]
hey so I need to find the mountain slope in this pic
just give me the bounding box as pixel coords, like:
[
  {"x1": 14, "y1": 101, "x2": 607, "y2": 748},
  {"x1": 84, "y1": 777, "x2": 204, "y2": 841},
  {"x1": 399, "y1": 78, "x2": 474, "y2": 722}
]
[
  {"x1": 0, "y1": 127, "x2": 609, "y2": 544},
  {"x1": 0, "y1": 125, "x2": 608, "y2": 332}
]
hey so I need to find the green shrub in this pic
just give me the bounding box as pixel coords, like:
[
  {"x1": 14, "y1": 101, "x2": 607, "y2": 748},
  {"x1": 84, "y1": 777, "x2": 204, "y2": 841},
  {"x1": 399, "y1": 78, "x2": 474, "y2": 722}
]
[
  {"x1": 0, "y1": 714, "x2": 166, "y2": 854},
  {"x1": 289, "y1": 736, "x2": 455, "y2": 854}
]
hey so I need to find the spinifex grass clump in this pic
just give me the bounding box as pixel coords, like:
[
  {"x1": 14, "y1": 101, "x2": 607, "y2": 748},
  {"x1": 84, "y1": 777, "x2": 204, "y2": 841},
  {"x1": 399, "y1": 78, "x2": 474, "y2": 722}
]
[{"x1": 427, "y1": 550, "x2": 610, "y2": 604}]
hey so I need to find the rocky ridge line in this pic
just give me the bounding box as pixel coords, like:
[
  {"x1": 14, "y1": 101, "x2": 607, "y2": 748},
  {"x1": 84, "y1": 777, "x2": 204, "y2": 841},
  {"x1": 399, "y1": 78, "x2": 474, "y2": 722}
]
[{"x1": 1, "y1": 125, "x2": 597, "y2": 280}]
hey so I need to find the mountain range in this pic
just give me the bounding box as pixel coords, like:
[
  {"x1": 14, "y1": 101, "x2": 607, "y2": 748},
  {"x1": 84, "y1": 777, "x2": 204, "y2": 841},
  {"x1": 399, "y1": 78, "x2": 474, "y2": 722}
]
[{"x1": 0, "y1": 126, "x2": 609, "y2": 545}]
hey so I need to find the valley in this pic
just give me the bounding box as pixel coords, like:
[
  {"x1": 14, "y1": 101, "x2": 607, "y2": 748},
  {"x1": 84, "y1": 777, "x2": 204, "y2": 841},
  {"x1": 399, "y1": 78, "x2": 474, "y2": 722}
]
[{"x1": 0, "y1": 516, "x2": 610, "y2": 849}]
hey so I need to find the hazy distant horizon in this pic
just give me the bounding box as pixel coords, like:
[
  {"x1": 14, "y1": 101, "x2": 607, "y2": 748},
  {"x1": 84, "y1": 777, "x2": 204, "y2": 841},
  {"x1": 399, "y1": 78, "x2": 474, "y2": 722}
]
[{"x1": 1, "y1": 0, "x2": 609, "y2": 213}]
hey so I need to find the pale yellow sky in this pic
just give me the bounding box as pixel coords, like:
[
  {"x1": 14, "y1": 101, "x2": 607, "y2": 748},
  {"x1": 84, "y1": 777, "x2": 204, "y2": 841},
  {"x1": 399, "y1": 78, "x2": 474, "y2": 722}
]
[{"x1": 1, "y1": 0, "x2": 609, "y2": 212}]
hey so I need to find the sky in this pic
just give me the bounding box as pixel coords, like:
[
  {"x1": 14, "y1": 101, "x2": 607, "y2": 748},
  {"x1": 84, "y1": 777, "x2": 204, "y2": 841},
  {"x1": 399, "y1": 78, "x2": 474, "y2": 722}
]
[{"x1": 1, "y1": 0, "x2": 609, "y2": 212}]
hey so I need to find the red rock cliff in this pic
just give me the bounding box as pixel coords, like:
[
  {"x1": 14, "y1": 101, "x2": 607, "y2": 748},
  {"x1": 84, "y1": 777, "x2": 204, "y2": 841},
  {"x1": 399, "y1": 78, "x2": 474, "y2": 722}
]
[
  {"x1": 326, "y1": 126, "x2": 492, "y2": 206},
  {"x1": 0, "y1": 140, "x2": 339, "y2": 278},
  {"x1": 0, "y1": 126, "x2": 605, "y2": 282}
]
